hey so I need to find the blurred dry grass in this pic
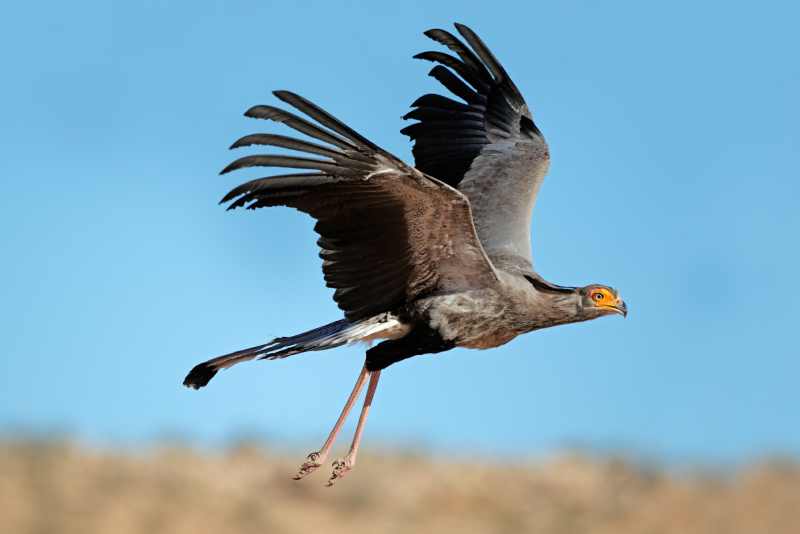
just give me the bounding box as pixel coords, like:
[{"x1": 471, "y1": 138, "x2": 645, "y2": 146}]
[{"x1": 1, "y1": 440, "x2": 798, "y2": 534}]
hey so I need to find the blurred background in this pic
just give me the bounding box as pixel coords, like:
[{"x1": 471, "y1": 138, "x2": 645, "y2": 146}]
[{"x1": 2, "y1": 1, "x2": 798, "y2": 532}]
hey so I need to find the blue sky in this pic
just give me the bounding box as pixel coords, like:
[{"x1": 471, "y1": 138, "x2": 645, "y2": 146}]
[{"x1": 2, "y1": 0, "x2": 799, "y2": 464}]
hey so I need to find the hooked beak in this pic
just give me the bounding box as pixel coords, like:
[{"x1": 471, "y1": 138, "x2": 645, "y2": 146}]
[{"x1": 611, "y1": 299, "x2": 628, "y2": 318}]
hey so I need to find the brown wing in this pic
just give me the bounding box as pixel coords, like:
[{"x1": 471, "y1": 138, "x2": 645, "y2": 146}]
[{"x1": 221, "y1": 91, "x2": 498, "y2": 321}]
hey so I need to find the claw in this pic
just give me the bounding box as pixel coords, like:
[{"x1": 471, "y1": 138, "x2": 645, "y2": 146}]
[
  {"x1": 326, "y1": 457, "x2": 353, "y2": 487},
  {"x1": 293, "y1": 451, "x2": 323, "y2": 480}
]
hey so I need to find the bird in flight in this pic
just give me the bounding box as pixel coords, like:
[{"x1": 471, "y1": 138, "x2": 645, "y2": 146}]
[{"x1": 184, "y1": 23, "x2": 627, "y2": 486}]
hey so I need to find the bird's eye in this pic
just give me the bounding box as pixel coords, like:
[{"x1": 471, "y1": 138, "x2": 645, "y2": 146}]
[{"x1": 593, "y1": 292, "x2": 604, "y2": 301}]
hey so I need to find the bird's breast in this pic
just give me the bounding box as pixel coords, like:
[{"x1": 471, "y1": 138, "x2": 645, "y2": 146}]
[{"x1": 413, "y1": 289, "x2": 524, "y2": 350}]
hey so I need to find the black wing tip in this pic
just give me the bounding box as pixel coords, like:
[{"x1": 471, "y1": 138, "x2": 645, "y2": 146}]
[
  {"x1": 422, "y1": 28, "x2": 444, "y2": 38},
  {"x1": 271, "y1": 89, "x2": 293, "y2": 103},
  {"x1": 413, "y1": 51, "x2": 449, "y2": 63},
  {"x1": 423, "y1": 23, "x2": 474, "y2": 38},
  {"x1": 272, "y1": 90, "x2": 307, "y2": 109},
  {"x1": 243, "y1": 104, "x2": 280, "y2": 119},
  {"x1": 218, "y1": 155, "x2": 262, "y2": 175},
  {"x1": 243, "y1": 105, "x2": 261, "y2": 118},
  {"x1": 453, "y1": 23, "x2": 479, "y2": 41},
  {"x1": 219, "y1": 193, "x2": 238, "y2": 208},
  {"x1": 183, "y1": 363, "x2": 218, "y2": 389},
  {"x1": 427, "y1": 65, "x2": 446, "y2": 78},
  {"x1": 230, "y1": 133, "x2": 267, "y2": 150}
]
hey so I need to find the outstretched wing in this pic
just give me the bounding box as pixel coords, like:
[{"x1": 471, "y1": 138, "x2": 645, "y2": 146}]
[
  {"x1": 402, "y1": 23, "x2": 550, "y2": 275},
  {"x1": 222, "y1": 91, "x2": 498, "y2": 321}
]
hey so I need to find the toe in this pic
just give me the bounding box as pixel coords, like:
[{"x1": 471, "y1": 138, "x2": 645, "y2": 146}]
[
  {"x1": 326, "y1": 458, "x2": 352, "y2": 487},
  {"x1": 293, "y1": 451, "x2": 323, "y2": 480}
]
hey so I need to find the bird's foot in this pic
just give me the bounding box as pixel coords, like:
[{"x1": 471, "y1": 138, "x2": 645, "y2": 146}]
[
  {"x1": 293, "y1": 451, "x2": 324, "y2": 480},
  {"x1": 326, "y1": 456, "x2": 353, "y2": 487}
]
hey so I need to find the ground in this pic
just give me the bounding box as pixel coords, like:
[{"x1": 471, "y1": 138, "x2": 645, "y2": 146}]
[{"x1": 1, "y1": 440, "x2": 798, "y2": 534}]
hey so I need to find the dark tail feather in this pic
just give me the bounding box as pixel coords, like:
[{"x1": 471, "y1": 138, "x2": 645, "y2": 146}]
[{"x1": 183, "y1": 319, "x2": 355, "y2": 389}]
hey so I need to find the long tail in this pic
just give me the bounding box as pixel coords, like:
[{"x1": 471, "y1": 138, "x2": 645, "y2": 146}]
[{"x1": 183, "y1": 314, "x2": 405, "y2": 389}]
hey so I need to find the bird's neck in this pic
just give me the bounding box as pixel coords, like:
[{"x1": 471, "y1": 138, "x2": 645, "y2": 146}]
[
  {"x1": 543, "y1": 291, "x2": 585, "y2": 325},
  {"x1": 519, "y1": 289, "x2": 593, "y2": 333}
]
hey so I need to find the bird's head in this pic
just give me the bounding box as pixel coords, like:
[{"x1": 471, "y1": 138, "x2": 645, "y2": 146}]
[{"x1": 577, "y1": 285, "x2": 627, "y2": 319}]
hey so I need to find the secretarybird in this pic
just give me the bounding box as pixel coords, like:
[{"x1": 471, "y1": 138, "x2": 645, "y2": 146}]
[{"x1": 184, "y1": 23, "x2": 627, "y2": 486}]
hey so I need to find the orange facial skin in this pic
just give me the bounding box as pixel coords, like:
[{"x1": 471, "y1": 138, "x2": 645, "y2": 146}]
[{"x1": 588, "y1": 287, "x2": 627, "y2": 316}]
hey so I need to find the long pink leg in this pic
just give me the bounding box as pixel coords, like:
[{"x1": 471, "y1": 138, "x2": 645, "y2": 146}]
[
  {"x1": 293, "y1": 365, "x2": 369, "y2": 480},
  {"x1": 327, "y1": 369, "x2": 381, "y2": 486}
]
